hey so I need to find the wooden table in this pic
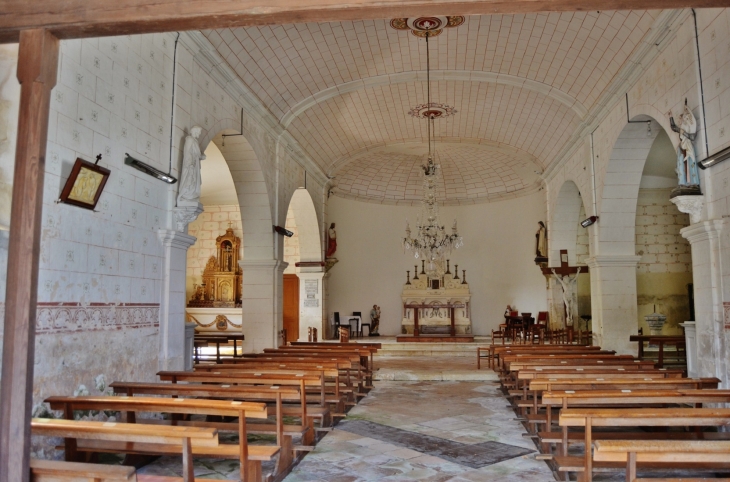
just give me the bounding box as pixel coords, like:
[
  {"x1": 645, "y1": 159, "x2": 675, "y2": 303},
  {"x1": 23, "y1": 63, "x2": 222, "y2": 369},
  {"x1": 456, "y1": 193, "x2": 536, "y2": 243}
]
[
  {"x1": 194, "y1": 333, "x2": 245, "y2": 362},
  {"x1": 629, "y1": 335, "x2": 685, "y2": 367}
]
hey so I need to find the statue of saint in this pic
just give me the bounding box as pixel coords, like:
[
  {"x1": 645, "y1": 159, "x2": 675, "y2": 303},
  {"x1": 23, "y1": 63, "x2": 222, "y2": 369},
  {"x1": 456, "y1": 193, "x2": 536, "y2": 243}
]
[
  {"x1": 552, "y1": 268, "x2": 581, "y2": 327},
  {"x1": 177, "y1": 126, "x2": 206, "y2": 205},
  {"x1": 535, "y1": 221, "x2": 548, "y2": 258},
  {"x1": 326, "y1": 223, "x2": 337, "y2": 258},
  {"x1": 669, "y1": 104, "x2": 700, "y2": 187}
]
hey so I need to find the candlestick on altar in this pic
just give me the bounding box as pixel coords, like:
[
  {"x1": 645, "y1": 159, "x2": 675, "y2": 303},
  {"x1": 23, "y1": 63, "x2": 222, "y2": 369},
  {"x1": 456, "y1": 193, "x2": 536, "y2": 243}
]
[
  {"x1": 406, "y1": 271, "x2": 411, "y2": 285},
  {"x1": 462, "y1": 270, "x2": 467, "y2": 284},
  {"x1": 453, "y1": 265, "x2": 459, "y2": 280},
  {"x1": 421, "y1": 260, "x2": 426, "y2": 275},
  {"x1": 446, "y1": 259, "x2": 451, "y2": 274},
  {"x1": 413, "y1": 265, "x2": 419, "y2": 280}
]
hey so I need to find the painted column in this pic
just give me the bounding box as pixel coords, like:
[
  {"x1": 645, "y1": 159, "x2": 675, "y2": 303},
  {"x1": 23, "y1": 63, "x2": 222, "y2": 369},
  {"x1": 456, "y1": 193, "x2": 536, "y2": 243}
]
[
  {"x1": 240, "y1": 259, "x2": 287, "y2": 352},
  {"x1": 157, "y1": 229, "x2": 197, "y2": 371},
  {"x1": 681, "y1": 220, "x2": 728, "y2": 387},
  {"x1": 585, "y1": 255, "x2": 641, "y2": 354},
  {"x1": 296, "y1": 269, "x2": 325, "y2": 341}
]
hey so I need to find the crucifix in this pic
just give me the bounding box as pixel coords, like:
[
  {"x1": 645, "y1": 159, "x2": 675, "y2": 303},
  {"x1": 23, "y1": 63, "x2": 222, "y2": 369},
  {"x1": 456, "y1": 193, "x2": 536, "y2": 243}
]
[{"x1": 540, "y1": 249, "x2": 585, "y2": 341}]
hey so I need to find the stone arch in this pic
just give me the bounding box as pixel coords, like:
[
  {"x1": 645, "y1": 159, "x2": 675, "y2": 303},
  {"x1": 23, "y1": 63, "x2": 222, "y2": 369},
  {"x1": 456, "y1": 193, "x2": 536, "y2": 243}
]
[
  {"x1": 286, "y1": 188, "x2": 323, "y2": 264},
  {"x1": 206, "y1": 130, "x2": 275, "y2": 260},
  {"x1": 549, "y1": 180, "x2": 589, "y2": 266},
  {"x1": 598, "y1": 115, "x2": 666, "y2": 255}
]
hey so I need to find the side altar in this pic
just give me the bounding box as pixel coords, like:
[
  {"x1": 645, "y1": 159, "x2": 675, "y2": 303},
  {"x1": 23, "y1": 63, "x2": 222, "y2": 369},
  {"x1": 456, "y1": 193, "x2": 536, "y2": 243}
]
[
  {"x1": 186, "y1": 226, "x2": 243, "y2": 333},
  {"x1": 399, "y1": 261, "x2": 473, "y2": 342}
]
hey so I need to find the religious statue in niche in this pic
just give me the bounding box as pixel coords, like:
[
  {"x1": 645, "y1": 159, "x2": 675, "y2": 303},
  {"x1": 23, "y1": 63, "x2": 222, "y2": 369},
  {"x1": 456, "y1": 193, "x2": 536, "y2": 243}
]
[
  {"x1": 552, "y1": 267, "x2": 581, "y2": 327},
  {"x1": 187, "y1": 226, "x2": 242, "y2": 308},
  {"x1": 326, "y1": 223, "x2": 337, "y2": 258},
  {"x1": 668, "y1": 102, "x2": 701, "y2": 197},
  {"x1": 177, "y1": 125, "x2": 206, "y2": 206},
  {"x1": 535, "y1": 221, "x2": 548, "y2": 263}
]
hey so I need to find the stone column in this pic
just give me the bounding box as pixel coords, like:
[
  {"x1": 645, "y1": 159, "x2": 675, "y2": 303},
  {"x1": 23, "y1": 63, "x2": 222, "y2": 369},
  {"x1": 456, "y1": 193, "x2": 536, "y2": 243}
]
[
  {"x1": 681, "y1": 220, "x2": 728, "y2": 387},
  {"x1": 240, "y1": 259, "x2": 287, "y2": 352},
  {"x1": 157, "y1": 229, "x2": 197, "y2": 371},
  {"x1": 296, "y1": 269, "x2": 325, "y2": 341},
  {"x1": 585, "y1": 255, "x2": 641, "y2": 354}
]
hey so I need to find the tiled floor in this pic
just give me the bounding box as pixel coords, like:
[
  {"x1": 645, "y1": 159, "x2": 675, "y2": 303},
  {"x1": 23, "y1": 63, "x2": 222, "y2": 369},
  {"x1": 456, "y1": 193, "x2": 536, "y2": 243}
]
[{"x1": 137, "y1": 356, "x2": 553, "y2": 481}]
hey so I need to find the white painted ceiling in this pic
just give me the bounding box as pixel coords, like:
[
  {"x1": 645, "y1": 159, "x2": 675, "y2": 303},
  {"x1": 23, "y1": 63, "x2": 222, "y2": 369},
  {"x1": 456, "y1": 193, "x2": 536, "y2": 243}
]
[{"x1": 204, "y1": 11, "x2": 660, "y2": 203}]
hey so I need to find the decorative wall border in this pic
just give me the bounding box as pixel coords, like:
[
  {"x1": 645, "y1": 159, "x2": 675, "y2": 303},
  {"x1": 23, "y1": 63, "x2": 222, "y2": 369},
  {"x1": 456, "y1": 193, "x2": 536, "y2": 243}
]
[
  {"x1": 723, "y1": 302, "x2": 730, "y2": 330},
  {"x1": 0, "y1": 302, "x2": 159, "y2": 335}
]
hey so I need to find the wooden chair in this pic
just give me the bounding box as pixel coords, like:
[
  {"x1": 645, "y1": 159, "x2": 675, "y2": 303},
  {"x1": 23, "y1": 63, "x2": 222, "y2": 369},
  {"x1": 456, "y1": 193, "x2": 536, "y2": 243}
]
[
  {"x1": 359, "y1": 313, "x2": 371, "y2": 337},
  {"x1": 349, "y1": 311, "x2": 362, "y2": 338},
  {"x1": 333, "y1": 312, "x2": 349, "y2": 339}
]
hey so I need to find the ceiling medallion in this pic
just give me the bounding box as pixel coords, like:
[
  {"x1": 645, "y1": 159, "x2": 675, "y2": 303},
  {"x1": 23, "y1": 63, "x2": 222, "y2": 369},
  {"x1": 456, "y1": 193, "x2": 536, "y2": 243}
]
[
  {"x1": 409, "y1": 102, "x2": 457, "y2": 119},
  {"x1": 390, "y1": 16, "x2": 465, "y2": 37}
]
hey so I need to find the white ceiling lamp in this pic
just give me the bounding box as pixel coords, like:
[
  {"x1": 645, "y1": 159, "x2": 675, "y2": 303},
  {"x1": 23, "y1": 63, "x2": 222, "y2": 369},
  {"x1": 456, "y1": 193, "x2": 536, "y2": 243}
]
[{"x1": 403, "y1": 26, "x2": 463, "y2": 278}]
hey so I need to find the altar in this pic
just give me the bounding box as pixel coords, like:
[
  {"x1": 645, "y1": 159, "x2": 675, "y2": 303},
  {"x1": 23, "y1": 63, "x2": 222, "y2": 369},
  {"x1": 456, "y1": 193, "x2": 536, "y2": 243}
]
[{"x1": 398, "y1": 262, "x2": 473, "y2": 342}]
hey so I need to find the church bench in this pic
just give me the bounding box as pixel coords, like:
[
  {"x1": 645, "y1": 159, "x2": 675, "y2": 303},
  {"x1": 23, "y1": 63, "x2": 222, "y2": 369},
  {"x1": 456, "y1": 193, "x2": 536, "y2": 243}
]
[
  {"x1": 30, "y1": 459, "x2": 138, "y2": 482},
  {"x1": 44, "y1": 396, "x2": 276, "y2": 482},
  {"x1": 31, "y1": 418, "x2": 219, "y2": 482},
  {"x1": 192, "y1": 366, "x2": 350, "y2": 414},
  {"x1": 193, "y1": 360, "x2": 356, "y2": 407},
  {"x1": 231, "y1": 355, "x2": 365, "y2": 396},
  {"x1": 157, "y1": 370, "x2": 340, "y2": 423},
  {"x1": 491, "y1": 345, "x2": 609, "y2": 370},
  {"x1": 536, "y1": 389, "x2": 730, "y2": 451},
  {"x1": 193, "y1": 363, "x2": 350, "y2": 401},
  {"x1": 264, "y1": 346, "x2": 375, "y2": 384},
  {"x1": 555, "y1": 408, "x2": 730, "y2": 482},
  {"x1": 593, "y1": 440, "x2": 730, "y2": 482},
  {"x1": 501, "y1": 361, "x2": 658, "y2": 392},
  {"x1": 501, "y1": 354, "x2": 639, "y2": 384},
  {"x1": 516, "y1": 378, "x2": 722, "y2": 425}
]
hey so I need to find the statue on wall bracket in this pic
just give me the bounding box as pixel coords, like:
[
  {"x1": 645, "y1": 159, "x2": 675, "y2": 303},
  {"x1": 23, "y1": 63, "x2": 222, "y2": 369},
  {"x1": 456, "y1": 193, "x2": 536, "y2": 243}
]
[
  {"x1": 535, "y1": 221, "x2": 548, "y2": 264},
  {"x1": 669, "y1": 101, "x2": 702, "y2": 198}
]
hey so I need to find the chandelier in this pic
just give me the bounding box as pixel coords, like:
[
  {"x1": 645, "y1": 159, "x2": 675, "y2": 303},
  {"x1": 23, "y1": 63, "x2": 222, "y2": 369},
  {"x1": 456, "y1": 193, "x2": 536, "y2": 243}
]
[{"x1": 403, "y1": 31, "x2": 463, "y2": 278}]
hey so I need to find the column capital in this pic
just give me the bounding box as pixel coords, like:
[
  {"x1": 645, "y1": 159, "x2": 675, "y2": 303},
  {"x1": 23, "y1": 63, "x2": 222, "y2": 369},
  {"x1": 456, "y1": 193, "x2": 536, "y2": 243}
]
[
  {"x1": 680, "y1": 219, "x2": 726, "y2": 245},
  {"x1": 157, "y1": 229, "x2": 197, "y2": 250},
  {"x1": 585, "y1": 255, "x2": 641, "y2": 269}
]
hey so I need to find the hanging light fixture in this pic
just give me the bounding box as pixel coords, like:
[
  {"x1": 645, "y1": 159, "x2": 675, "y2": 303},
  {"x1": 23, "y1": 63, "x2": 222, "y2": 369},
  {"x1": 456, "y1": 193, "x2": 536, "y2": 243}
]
[{"x1": 403, "y1": 31, "x2": 463, "y2": 278}]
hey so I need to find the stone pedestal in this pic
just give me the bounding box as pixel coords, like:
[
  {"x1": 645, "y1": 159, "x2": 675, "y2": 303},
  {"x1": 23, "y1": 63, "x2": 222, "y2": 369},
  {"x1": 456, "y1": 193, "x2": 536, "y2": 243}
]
[
  {"x1": 679, "y1": 321, "x2": 697, "y2": 378},
  {"x1": 296, "y1": 269, "x2": 325, "y2": 341},
  {"x1": 670, "y1": 194, "x2": 704, "y2": 224},
  {"x1": 184, "y1": 322, "x2": 196, "y2": 371},
  {"x1": 645, "y1": 312, "x2": 667, "y2": 336}
]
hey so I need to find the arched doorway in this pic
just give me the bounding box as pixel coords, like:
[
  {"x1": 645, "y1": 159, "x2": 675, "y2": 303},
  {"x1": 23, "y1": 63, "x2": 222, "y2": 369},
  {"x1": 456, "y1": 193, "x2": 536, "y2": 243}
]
[
  {"x1": 282, "y1": 188, "x2": 324, "y2": 342},
  {"x1": 549, "y1": 180, "x2": 591, "y2": 331}
]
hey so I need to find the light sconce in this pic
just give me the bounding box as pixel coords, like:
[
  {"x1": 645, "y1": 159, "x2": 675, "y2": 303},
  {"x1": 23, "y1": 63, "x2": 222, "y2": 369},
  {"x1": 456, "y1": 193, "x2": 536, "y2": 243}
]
[
  {"x1": 124, "y1": 154, "x2": 177, "y2": 184},
  {"x1": 580, "y1": 216, "x2": 599, "y2": 228},
  {"x1": 646, "y1": 120, "x2": 652, "y2": 137},
  {"x1": 273, "y1": 225, "x2": 294, "y2": 237},
  {"x1": 698, "y1": 145, "x2": 730, "y2": 170}
]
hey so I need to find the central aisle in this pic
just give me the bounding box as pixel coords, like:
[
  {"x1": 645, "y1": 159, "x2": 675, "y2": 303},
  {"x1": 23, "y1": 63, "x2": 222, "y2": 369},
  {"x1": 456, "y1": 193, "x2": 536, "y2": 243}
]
[{"x1": 283, "y1": 356, "x2": 553, "y2": 482}]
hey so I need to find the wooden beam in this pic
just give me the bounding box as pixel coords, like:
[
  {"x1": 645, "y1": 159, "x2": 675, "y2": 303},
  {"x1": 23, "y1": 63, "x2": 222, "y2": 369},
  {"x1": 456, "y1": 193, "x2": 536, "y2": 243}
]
[
  {"x1": 0, "y1": 0, "x2": 728, "y2": 43},
  {"x1": 0, "y1": 29, "x2": 58, "y2": 482}
]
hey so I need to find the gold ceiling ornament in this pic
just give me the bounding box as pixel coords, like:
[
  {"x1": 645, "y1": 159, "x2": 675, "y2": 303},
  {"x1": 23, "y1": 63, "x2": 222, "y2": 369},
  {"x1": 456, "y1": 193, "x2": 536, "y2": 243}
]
[{"x1": 390, "y1": 16, "x2": 465, "y2": 37}]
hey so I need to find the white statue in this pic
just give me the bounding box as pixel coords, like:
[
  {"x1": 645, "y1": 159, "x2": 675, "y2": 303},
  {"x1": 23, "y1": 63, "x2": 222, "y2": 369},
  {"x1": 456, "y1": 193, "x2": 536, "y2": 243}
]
[
  {"x1": 177, "y1": 126, "x2": 206, "y2": 205},
  {"x1": 669, "y1": 104, "x2": 700, "y2": 187},
  {"x1": 552, "y1": 267, "x2": 581, "y2": 327}
]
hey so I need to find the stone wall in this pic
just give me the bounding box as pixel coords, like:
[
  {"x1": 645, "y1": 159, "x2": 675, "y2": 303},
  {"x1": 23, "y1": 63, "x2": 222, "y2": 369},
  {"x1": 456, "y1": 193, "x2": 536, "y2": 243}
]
[
  {"x1": 635, "y1": 188, "x2": 692, "y2": 335},
  {"x1": 283, "y1": 204, "x2": 300, "y2": 274}
]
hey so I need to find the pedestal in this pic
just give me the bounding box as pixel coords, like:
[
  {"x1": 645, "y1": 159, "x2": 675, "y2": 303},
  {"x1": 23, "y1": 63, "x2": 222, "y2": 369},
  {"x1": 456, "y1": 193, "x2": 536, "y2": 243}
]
[{"x1": 679, "y1": 321, "x2": 697, "y2": 378}]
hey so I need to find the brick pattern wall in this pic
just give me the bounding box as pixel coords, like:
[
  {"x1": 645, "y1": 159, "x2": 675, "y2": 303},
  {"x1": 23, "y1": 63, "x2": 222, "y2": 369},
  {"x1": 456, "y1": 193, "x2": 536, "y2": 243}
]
[{"x1": 635, "y1": 189, "x2": 691, "y2": 274}]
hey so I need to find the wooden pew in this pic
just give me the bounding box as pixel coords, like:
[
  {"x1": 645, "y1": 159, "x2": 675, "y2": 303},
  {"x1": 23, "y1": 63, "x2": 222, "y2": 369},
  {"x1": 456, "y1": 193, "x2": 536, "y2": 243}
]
[
  {"x1": 30, "y1": 459, "x2": 137, "y2": 482},
  {"x1": 488, "y1": 345, "x2": 609, "y2": 370},
  {"x1": 502, "y1": 360, "x2": 658, "y2": 391},
  {"x1": 44, "y1": 396, "x2": 276, "y2": 482},
  {"x1": 593, "y1": 439, "x2": 730, "y2": 481},
  {"x1": 556, "y1": 408, "x2": 730, "y2": 482},
  {"x1": 31, "y1": 418, "x2": 219, "y2": 482},
  {"x1": 192, "y1": 364, "x2": 348, "y2": 405},
  {"x1": 520, "y1": 378, "x2": 722, "y2": 430}
]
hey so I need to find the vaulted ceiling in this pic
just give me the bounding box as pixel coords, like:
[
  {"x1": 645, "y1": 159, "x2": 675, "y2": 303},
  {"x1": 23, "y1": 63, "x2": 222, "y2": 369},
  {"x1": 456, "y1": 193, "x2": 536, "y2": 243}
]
[{"x1": 203, "y1": 10, "x2": 661, "y2": 203}]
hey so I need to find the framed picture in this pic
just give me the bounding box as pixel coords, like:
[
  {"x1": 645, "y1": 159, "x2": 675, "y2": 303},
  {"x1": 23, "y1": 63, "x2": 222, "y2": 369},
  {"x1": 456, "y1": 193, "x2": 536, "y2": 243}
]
[{"x1": 59, "y1": 157, "x2": 111, "y2": 210}]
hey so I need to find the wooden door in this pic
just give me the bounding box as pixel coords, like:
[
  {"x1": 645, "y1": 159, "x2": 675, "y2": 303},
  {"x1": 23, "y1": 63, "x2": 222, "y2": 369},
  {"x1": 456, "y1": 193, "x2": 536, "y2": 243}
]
[{"x1": 283, "y1": 274, "x2": 300, "y2": 343}]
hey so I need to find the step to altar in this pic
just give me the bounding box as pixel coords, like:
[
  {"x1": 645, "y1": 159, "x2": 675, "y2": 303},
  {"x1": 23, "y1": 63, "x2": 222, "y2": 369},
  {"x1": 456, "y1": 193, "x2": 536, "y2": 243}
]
[
  {"x1": 396, "y1": 334, "x2": 475, "y2": 343},
  {"x1": 356, "y1": 336, "x2": 490, "y2": 357},
  {"x1": 372, "y1": 354, "x2": 497, "y2": 381}
]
